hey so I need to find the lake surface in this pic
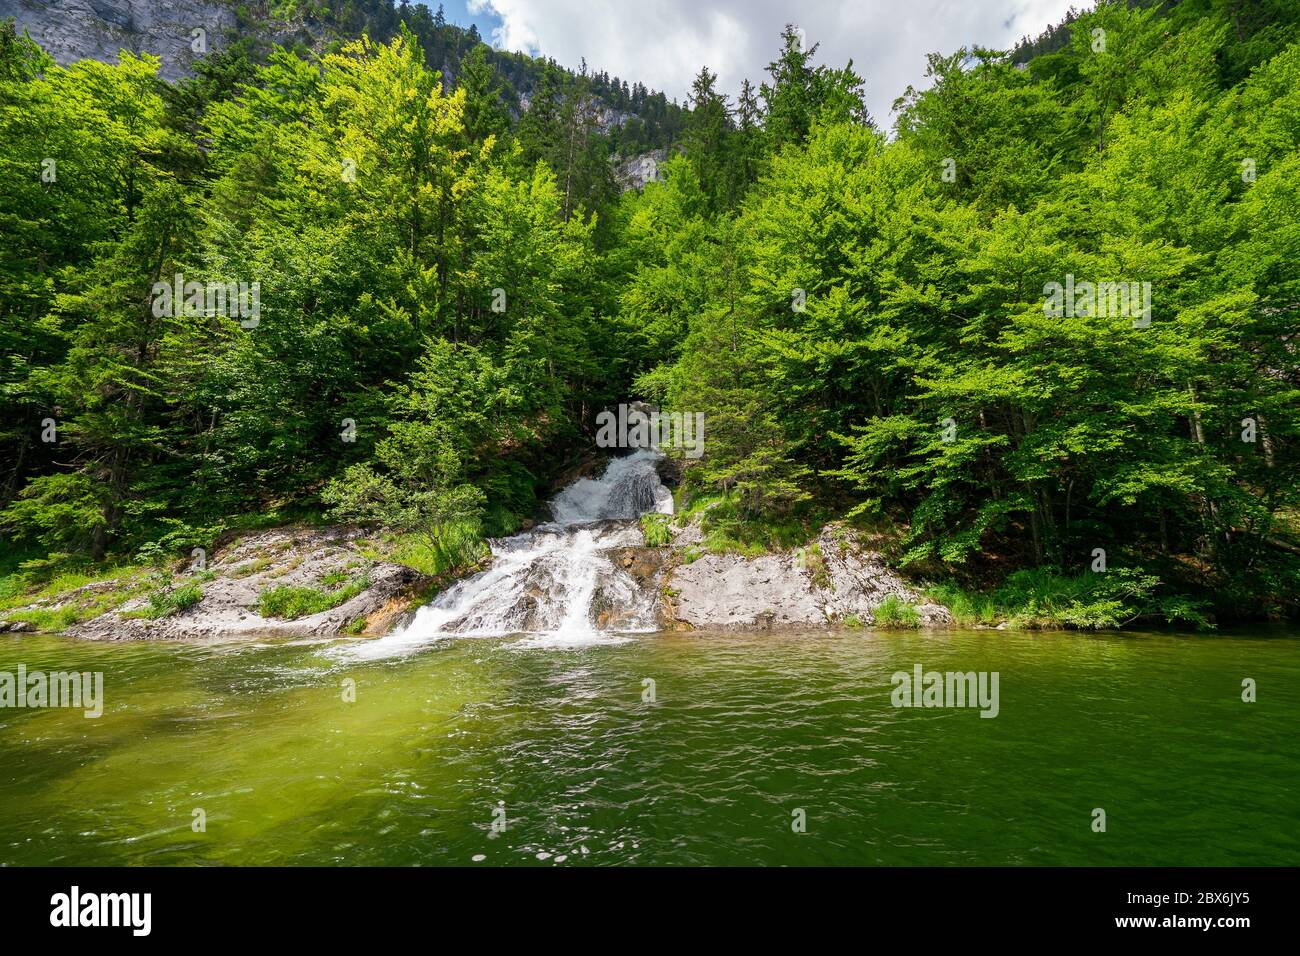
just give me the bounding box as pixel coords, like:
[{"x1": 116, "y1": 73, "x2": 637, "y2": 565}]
[{"x1": 1, "y1": 627, "x2": 1296, "y2": 866}]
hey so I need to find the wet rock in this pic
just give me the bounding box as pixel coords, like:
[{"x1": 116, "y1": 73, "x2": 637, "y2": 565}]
[
  {"x1": 615, "y1": 547, "x2": 665, "y2": 584},
  {"x1": 653, "y1": 455, "x2": 686, "y2": 488}
]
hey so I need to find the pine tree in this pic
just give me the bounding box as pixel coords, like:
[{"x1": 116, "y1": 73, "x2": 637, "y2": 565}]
[{"x1": 682, "y1": 66, "x2": 733, "y2": 214}]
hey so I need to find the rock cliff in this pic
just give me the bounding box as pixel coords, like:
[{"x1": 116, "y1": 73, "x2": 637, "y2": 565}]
[
  {"x1": 663, "y1": 524, "x2": 952, "y2": 630},
  {"x1": 1, "y1": 0, "x2": 241, "y2": 80}
]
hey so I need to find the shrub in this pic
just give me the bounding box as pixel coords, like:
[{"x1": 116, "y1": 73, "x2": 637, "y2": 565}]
[
  {"x1": 384, "y1": 526, "x2": 486, "y2": 577},
  {"x1": 874, "y1": 595, "x2": 921, "y2": 628},
  {"x1": 925, "y1": 567, "x2": 1212, "y2": 630},
  {"x1": 258, "y1": 575, "x2": 370, "y2": 620},
  {"x1": 147, "y1": 583, "x2": 204, "y2": 619},
  {"x1": 640, "y1": 512, "x2": 672, "y2": 546}
]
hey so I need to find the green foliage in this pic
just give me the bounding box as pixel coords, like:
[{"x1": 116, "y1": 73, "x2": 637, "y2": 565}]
[
  {"x1": 928, "y1": 569, "x2": 1213, "y2": 630},
  {"x1": 257, "y1": 575, "x2": 370, "y2": 620},
  {"x1": 2, "y1": 6, "x2": 1299, "y2": 628},
  {"x1": 922, "y1": 585, "x2": 1000, "y2": 628},
  {"x1": 873, "y1": 596, "x2": 921, "y2": 629},
  {"x1": 146, "y1": 582, "x2": 204, "y2": 619},
  {"x1": 676, "y1": 490, "x2": 824, "y2": 556},
  {"x1": 761, "y1": 24, "x2": 870, "y2": 150},
  {"x1": 134, "y1": 520, "x2": 227, "y2": 568},
  {"x1": 618, "y1": 6, "x2": 1300, "y2": 622},
  {"x1": 639, "y1": 512, "x2": 672, "y2": 547},
  {"x1": 2, "y1": 28, "x2": 619, "y2": 563},
  {"x1": 381, "y1": 526, "x2": 487, "y2": 578}
]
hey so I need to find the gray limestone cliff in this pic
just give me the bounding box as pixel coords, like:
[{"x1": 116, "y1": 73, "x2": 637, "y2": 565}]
[{"x1": 1, "y1": 0, "x2": 247, "y2": 80}]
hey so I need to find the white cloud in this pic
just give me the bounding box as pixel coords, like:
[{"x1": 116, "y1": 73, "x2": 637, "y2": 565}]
[{"x1": 469, "y1": 0, "x2": 1087, "y2": 125}]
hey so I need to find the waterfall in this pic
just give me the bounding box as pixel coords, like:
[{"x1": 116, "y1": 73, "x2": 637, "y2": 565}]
[{"x1": 347, "y1": 450, "x2": 672, "y2": 657}]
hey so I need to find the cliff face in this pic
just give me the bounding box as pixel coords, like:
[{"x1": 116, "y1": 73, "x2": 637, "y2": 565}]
[
  {"x1": 3, "y1": 0, "x2": 666, "y2": 184},
  {"x1": 0, "y1": 0, "x2": 239, "y2": 80},
  {"x1": 615, "y1": 148, "x2": 668, "y2": 191},
  {"x1": 662, "y1": 524, "x2": 953, "y2": 630}
]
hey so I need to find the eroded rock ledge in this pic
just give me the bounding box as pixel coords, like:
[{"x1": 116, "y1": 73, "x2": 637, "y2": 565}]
[
  {"x1": 660, "y1": 524, "x2": 951, "y2": 630},
  {"x1": 68, "y1": 526, "x2": 428, "y2": 641},
  {"x1": 7, "y1": 518, "x2": 948, "y2": 640}
]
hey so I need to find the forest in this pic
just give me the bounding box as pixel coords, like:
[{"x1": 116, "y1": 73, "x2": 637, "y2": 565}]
[{"x1": 1, "y1": 0, "x2": 1298, "y2": 628}]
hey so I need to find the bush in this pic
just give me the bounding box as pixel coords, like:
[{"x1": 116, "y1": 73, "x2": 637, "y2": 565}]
[
  {"x1": 874, "y1": 595, "x2": 921, "y2": 628},
  {"x1": 257, "y1": 575, "x2": 370, "y2": 620},
  {"x1": 640, "y1": 512, "x2": 672, "y2": 546},
  {"x1": 383, "y1": 525, "x2": 487, "y2": 577},
  {"x1": 926, "y1": 567, "x2": 1212, "y2": 630},
  {"x1": 675, "y1": 490, "x2": 824, "y2": 556},
  {"x1": 147, "y1": 583, "x2": 204, "y2": 619}
]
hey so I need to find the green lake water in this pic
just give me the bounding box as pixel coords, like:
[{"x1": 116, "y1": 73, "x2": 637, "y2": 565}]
[{"x1": 1, "y1": 627, "x2": 1296, "y2": 866}]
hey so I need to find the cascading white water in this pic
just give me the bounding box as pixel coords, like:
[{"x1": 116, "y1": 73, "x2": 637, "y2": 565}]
[{"x1": 348, "y1": 450, "x2": 673, "y2": 657}]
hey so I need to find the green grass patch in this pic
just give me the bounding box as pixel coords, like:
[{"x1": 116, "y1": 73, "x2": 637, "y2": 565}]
[
  {"x1": 5, "y1": 583, "x2": 148, "y2": 631},
  {"x1": 0, "y1": 554, "x2": 148, "y2": 613},
  {"x1": 797, "y1": 542, "x2": 831, "y2": 589},
  {"x1": 0, "y1": 550, "x2": 154, "y2": 631},
  {"x1": 257, "y1": 574, "x2": 371, "y2": 620},
  {"x1": 145, "y1": 583, "x2": 204, "y2": 619},
  {"x1": 368, "y1": 523, "x2": 487, "y2": 578},
  {"x1": 674, "y1": 491, "x2": 825, "y2": 557},
  {"x1": 5, "y1": 605, "x2": 84, "y2": 632},
  {"x1": 230, "y1": 557, "x2": 271, "y2": 578},
  {"x1": 640, "y1": 513, "x2": 672, "y2": 547},
  {"x1": 923, "y1": 583, "x2": 1001, "y2": 627},
  {"x1": 873, "y1": 595, "x2": 921, "y2": 629},
  {"x1": 222, "y1": 504, "x2": 328, "y2": 534}
]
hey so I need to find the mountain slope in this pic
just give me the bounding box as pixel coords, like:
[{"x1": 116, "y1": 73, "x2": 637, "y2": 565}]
[{"x1": 0, "y1": 0, "x2": 684, "y2": 155}]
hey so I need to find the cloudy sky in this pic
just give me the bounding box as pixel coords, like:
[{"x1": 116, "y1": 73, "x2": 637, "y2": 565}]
[{"x1": 433, "y1": 0, "x2": 1088, "y2": 126}]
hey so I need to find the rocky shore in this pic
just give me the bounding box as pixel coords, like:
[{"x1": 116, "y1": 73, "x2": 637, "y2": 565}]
[
  {"x1": 3, "y1": 515, "x2": 948, "y2": 641},
  {"x1": 2, "y1": 526, "x2": 429, "y2": 642},
  {"x1": 660, "y1": 524, "x2": 951, "y2": 630}
]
